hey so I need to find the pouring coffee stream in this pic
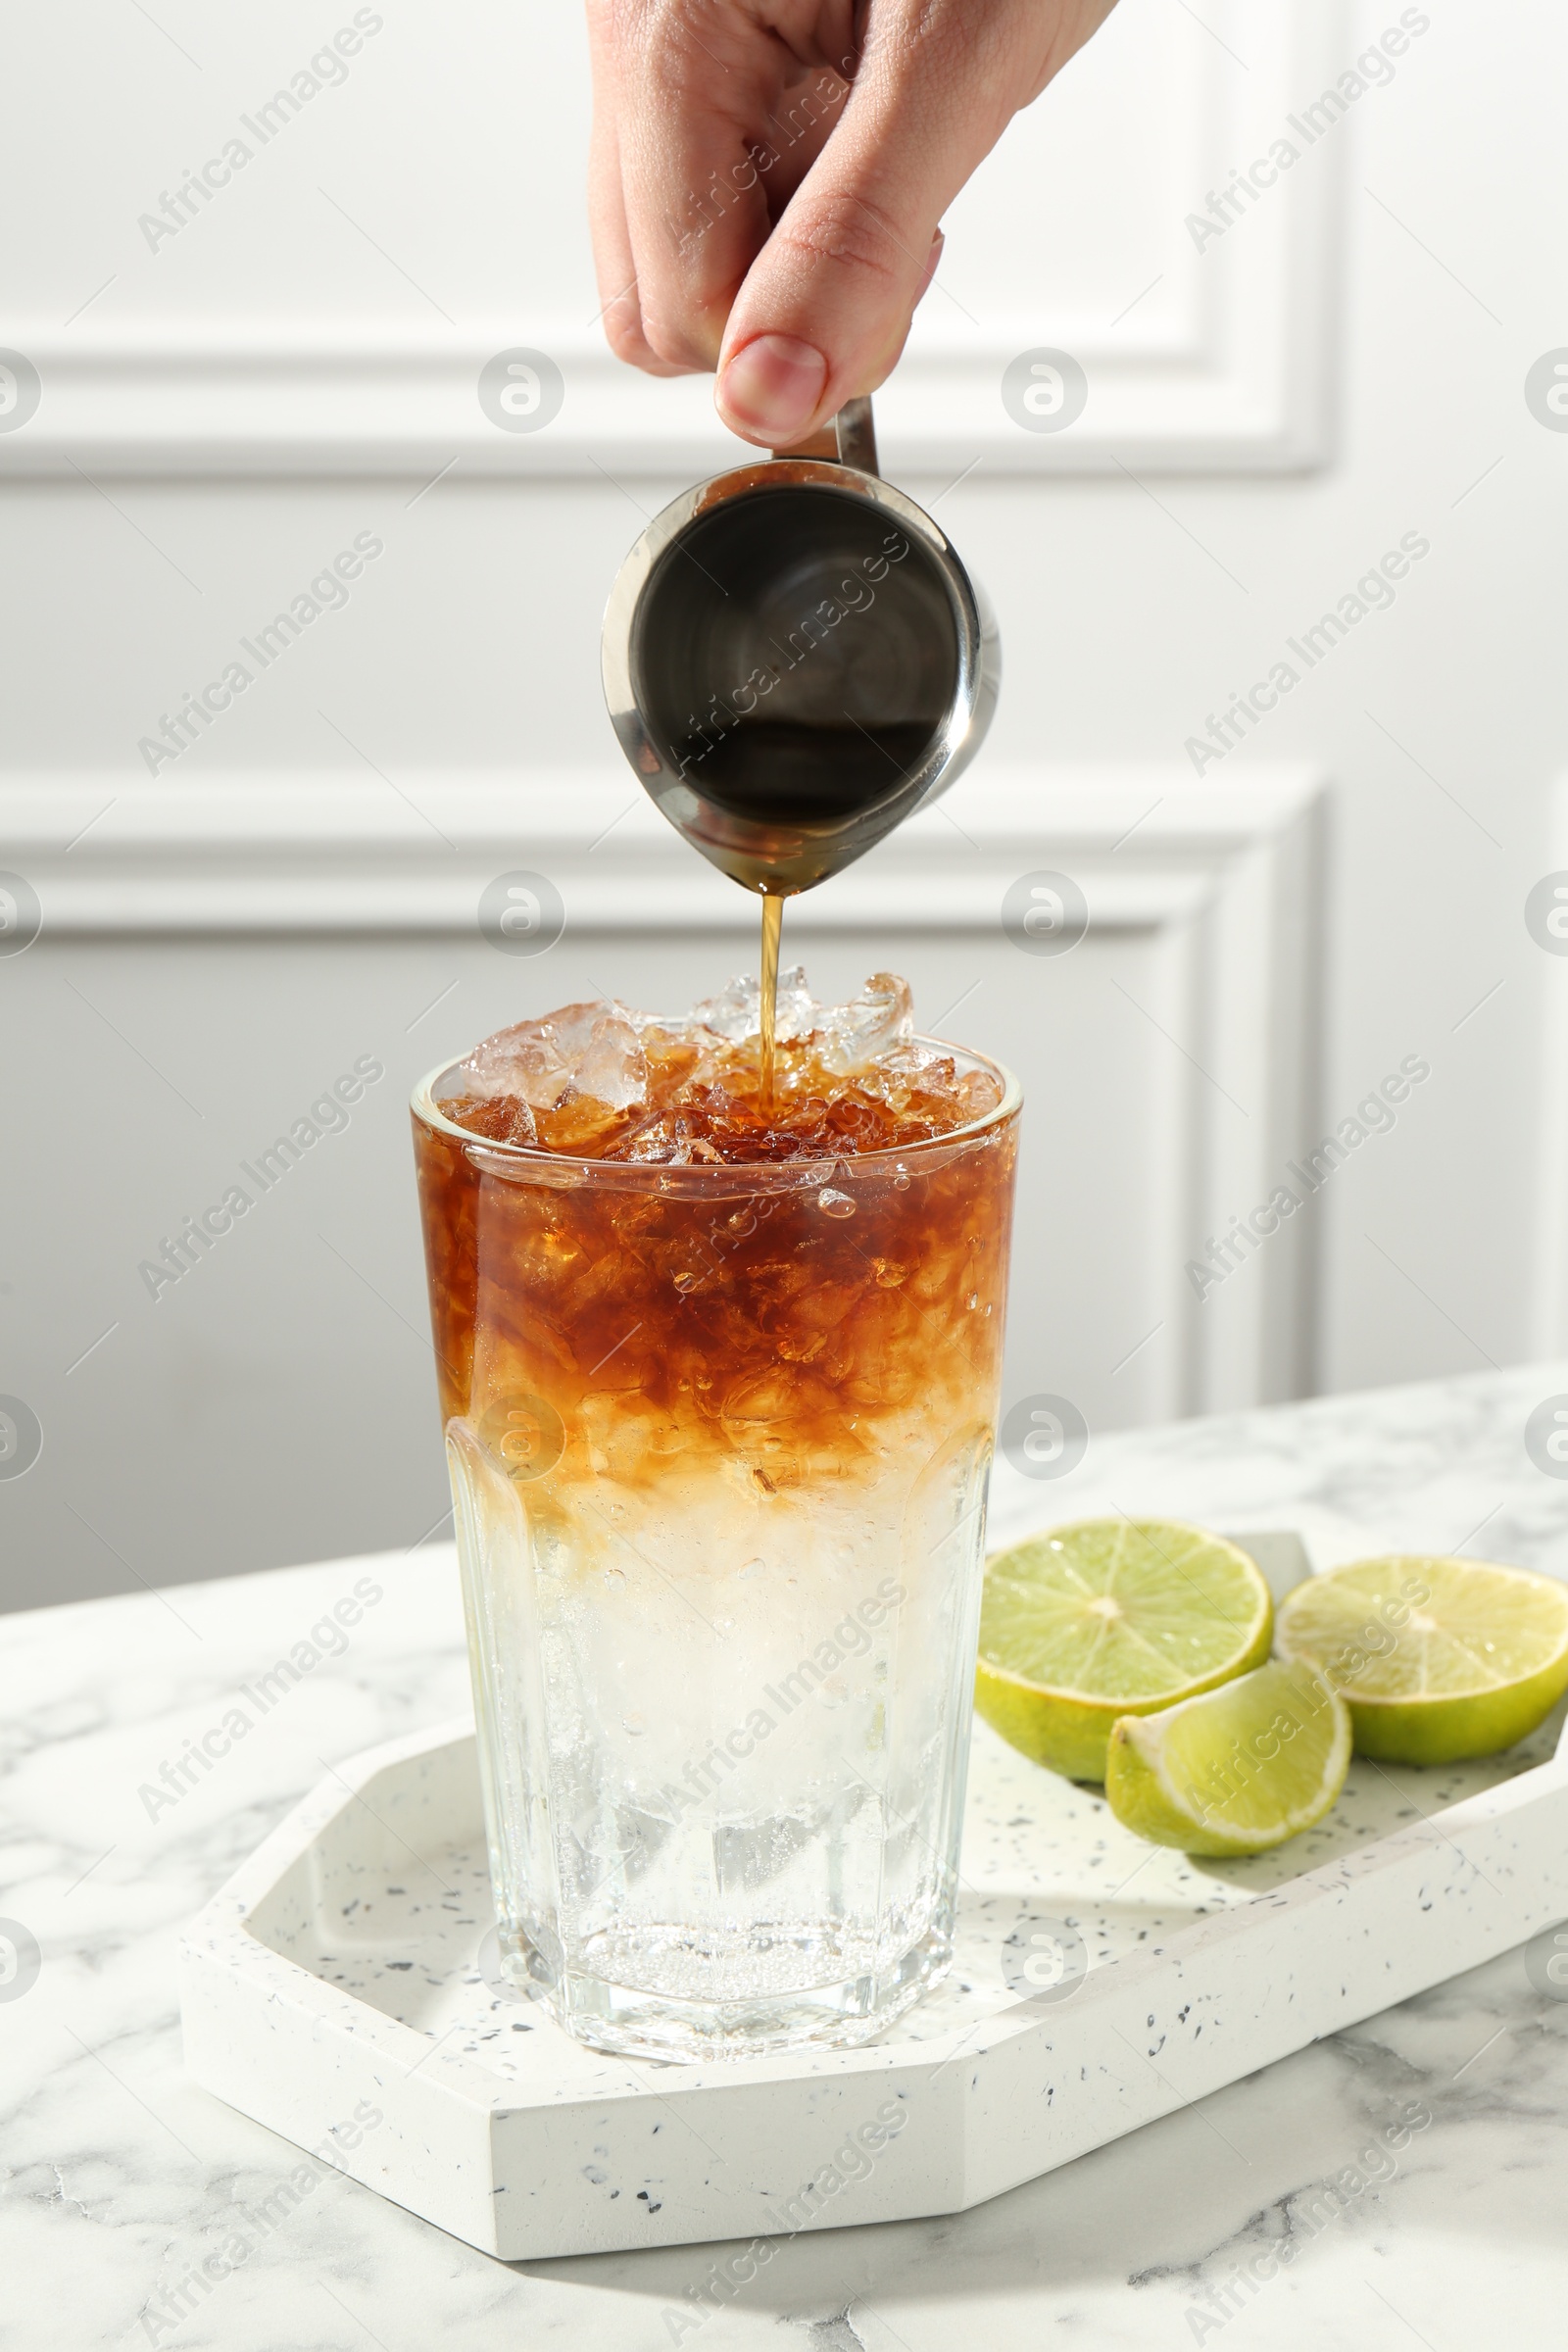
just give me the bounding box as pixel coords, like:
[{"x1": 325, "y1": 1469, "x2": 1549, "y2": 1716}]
[
  {"x1": 756, "y1": 893, "x2": 782, "y2": 1105},
  {"x1": 601, "y1": 392, "x2": 1000, "y2": 1094}
]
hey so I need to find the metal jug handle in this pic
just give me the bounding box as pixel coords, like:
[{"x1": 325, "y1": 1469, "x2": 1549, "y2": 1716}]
[{"x1": 769, "y1": 394, "x2": 879, "y2": 477}]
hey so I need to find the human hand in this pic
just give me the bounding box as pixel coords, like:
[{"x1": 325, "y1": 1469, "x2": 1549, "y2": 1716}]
[{"x1": 585, "y1": 0, "x2": 1120, "y2": 447}]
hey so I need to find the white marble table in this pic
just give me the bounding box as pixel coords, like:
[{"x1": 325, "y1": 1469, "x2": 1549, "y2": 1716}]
[{"x1": 6, "y1": 1363, "x2": 1568, "y2": 2351}]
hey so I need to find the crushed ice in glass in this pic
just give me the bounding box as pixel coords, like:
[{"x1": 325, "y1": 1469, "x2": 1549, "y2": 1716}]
[{"x1": 437, "y1": 969, "x2": 1002, "y2": 1163}]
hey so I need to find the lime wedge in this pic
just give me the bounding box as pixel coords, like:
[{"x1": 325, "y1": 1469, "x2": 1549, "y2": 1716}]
[
  {"x1": 1105, "y1": 1660, "x2": 1352, "y2": 1856},
  {"x1": 974, "y1": 1519, "x2": 1273, "y2": 1781},
  {"x1": 1275, "y1": 1556, "x2": 1568, "y2": 1765}
]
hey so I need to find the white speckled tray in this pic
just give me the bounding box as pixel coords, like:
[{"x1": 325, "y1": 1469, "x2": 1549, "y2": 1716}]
[{"x1": 178, "y1": 1535, "x2": 1568, "y2": 2261}]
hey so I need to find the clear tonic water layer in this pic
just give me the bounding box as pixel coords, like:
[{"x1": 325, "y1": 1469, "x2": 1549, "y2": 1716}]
[{"x1": 414, "y1": 970, "x2": 1019, "y2": 2060}]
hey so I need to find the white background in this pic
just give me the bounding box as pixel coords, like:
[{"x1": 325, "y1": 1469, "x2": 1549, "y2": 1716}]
[{"x1": 3, "y1": 0, "x2": 1566, "y2": 1604}]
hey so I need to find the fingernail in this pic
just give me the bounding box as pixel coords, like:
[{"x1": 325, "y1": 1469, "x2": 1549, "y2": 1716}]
[
  {"x1": 716, "y1": 334, "x2": 828, "y2": 442},
  {"x1": 915, "y1": 229, "x2": 945, "y2": 308}
]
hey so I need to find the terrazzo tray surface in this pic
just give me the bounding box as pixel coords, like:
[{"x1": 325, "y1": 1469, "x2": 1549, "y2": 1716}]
[{"x1": 178, "y1": 1535, "x2": 1568, "y2": 2261}]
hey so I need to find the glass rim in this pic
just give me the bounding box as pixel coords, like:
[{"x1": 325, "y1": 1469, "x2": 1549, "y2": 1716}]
[{"x1": 411, "y1": 1033, "x2": 1021, "y2": 1189}]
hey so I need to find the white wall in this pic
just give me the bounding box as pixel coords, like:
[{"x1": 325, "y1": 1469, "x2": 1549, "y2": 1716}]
[{"x1": 3, "y1": 0, "x2": 1565, "y2": 1606}]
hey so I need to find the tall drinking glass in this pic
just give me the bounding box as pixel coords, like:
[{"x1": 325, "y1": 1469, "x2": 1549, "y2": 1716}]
[{"x1": 413, "y1": 1041, "x2": 1019, "y2": 2060}]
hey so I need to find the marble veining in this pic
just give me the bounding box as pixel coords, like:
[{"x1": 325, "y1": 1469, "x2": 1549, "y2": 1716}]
[{"x1": 6, "y1": 1364, "x2": 1568, "y2": 2343}]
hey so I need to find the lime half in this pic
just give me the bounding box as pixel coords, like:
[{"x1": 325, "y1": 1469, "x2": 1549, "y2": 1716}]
[
  {"x1": 1275, "y1": 1556, "x2": 1568, "y2": 1765},
  {"x1": 1105, "y1": 1659, "x2": 1352, "y2": 1857},
  {"x1": 975, "y1": 1518, "x2": 1273, "y2": 1781}
]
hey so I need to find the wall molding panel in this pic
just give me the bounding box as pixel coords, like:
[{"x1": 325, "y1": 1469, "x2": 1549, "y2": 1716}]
[
  {"x1": 3, "y1": 4, "x2": 1344, "y2": 478},
  {"x1": 6, "y1": 764, "x2": 1326, "y2": 1418},
  {"x1": 1533, "y1": 774, "x2": 1568, "y2": 1358}
]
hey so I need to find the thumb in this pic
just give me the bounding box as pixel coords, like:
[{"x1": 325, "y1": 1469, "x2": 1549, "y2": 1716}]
[{"x1": 713, "y1": 34, "x2": 1004, "y2": 446}]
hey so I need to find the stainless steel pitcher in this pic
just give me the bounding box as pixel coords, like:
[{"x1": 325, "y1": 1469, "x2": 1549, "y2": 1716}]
[{"x1": 601, "y1": 396, "x2": 1000, "y2": 896}]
